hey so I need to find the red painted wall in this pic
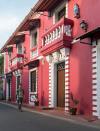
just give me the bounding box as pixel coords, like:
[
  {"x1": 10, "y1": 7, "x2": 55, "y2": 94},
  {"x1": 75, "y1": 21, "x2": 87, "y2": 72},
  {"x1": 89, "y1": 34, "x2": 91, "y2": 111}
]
[
  {"x1": 22, "y1": 69, "x2": 29, "y2": 103},
  {"x1": 70, "y1": 44, "x2": 92, "y2": 115},
  {"x1": 68, "y1": 0, "x2": 100, "y2": 115},
  {"x1": 11, "y1": 76, "x2": 16, "y2": 101},
  {"x1": 38, "y1": 14, "x2": 52, "y2": 106},
  {"x1": 38, "y1": 58, "x2": 49, "y2": 106},
  {"x1": 69, "y1": 0, "x2": 100, "y2": 37},
  {"x1": 21, "y1": 32, "x2": 30, "y2": 104},
  {"x1": 4, "y1": 0, "x2": 100, "y2": 116}
]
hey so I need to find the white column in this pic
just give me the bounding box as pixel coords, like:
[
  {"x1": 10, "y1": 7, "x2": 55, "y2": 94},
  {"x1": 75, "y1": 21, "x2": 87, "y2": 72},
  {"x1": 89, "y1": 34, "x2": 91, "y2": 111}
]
[
  {"x1": 92, "y1": 43, "x2": 98, "y2": 116},
  {"x1": 97, "y1": 39, "x2": 100, "y2": 118},
  {"x1": 65, "y1": 49, "x2": 70, "y2": 112}
]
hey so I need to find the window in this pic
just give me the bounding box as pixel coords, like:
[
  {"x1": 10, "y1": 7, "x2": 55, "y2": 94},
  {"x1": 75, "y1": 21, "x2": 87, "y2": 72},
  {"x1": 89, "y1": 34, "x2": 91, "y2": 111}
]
[
  {"x1": 53, "y1": 1, "x2": 67, "y2": 24},
  {"x1": 8, "y1": 47, "x2": 13, "y2": 59},
  {"x1": 30, "y1": 70, "x2": 36, "y2": 92},
  {"x1": 17, "y1": 44, "x2": 23, "y2": 54},
  {"x1": 31, "y1": 31, "x2": 37, "y2": 48},
  {"x1": 8, "y1": 53, "x2": 11, "y2": 60},
  {"x1": 58, "y1": 7, "x2": 66, "y2": 21}
]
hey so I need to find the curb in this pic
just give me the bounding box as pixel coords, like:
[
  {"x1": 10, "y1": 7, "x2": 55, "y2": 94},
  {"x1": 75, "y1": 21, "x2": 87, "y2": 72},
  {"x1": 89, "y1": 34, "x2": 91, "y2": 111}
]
[{"x1": 0, "y1": 102, "x2": 100, "y2": 129}]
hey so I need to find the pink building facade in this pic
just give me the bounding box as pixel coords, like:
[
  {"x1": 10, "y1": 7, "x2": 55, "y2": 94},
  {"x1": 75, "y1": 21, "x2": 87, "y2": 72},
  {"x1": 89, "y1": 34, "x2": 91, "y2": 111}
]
[{"x1": 1, "y1": 0, "x2": 100, "y2": 118}]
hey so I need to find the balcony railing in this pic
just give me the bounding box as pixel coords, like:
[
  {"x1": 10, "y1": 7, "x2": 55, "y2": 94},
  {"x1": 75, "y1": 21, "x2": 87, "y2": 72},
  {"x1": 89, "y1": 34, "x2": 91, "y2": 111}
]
[
  {"x1": 30, "y1": 47, "x2": 38, "y2": 59},
  {"x1": 10, "y1": 54, "x2": 24, "y2": 70},
  {"x1": 41, "y1": 17, "x2": 74, "y2": 55}
]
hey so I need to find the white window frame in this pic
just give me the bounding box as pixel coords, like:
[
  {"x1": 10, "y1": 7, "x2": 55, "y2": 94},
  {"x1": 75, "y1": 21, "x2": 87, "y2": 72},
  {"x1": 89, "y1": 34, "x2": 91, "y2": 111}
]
[
  {"x1": 53, "y1": 1, "x2": 68, "y2": 24},
  {"x1": 17, "y1": 43, "x2": 24, "y2": 54},
  {"x1": 8, "y1": 54, "x2": 11, "y2": 71},
  {"x1": 29, "y1": 68, "x2": 37, "y2": 94},
  {"x1": 30, "y1": 29, "x2": 38, "y2": 49},
  {"x1": 6, "y1": 79, "x2": 11, "y2": 100},
  {"x1": 30, "y1": 28, "x2": 39, "y2": 59}
]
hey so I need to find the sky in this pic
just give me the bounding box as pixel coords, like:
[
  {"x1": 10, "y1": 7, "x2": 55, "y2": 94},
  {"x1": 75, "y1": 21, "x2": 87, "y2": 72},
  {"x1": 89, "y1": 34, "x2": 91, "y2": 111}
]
[{"x1": 0, "y1": 0, "x2": 38, "y2": 49}]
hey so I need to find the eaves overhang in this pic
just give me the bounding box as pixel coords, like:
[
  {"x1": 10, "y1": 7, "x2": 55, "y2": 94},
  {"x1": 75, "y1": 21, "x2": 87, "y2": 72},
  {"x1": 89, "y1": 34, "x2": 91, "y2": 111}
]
[
  {"x1": 76, "y1": 27, "x2": 100, "y2": 40},
  {"x1": 33, "y1": 0, "x2": 70, "y2": 12},
  {"x1": 19, "y1": 19, "x2": 40, "y2": 31}
]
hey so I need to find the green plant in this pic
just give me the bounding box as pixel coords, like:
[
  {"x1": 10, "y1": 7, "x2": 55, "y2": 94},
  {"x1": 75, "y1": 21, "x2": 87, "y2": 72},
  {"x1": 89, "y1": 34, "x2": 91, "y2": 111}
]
[
  {"x1": 34, "y1": 95, "x2": 39, "y2": 106},
  {"x1": 34, "y1": 100, "x2": 39, "y2": 106},
  {"x1": 70, "y1": 93, "x2": 79, "y2": 115},
  {"x1": 70, "y1": 93, "x2": 79, "y2": 106}
]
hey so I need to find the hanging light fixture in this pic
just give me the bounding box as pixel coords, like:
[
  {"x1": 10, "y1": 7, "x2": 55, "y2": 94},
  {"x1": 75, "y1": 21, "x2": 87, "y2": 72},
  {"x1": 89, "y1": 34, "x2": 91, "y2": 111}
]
[{"x1": 80, "y1": 20, "x2": 88, "y2": 32}]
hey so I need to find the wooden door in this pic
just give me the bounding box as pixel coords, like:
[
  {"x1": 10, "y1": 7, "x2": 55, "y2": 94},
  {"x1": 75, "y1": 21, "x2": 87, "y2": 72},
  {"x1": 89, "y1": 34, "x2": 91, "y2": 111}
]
[{"x1": 57, "y1": 62, "x2": 65, "y2": 107}]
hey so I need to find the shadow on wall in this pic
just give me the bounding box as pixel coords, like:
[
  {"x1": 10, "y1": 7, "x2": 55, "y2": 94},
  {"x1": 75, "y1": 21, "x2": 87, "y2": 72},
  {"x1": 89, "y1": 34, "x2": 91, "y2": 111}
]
[
  {"x1": 68, "y1": 0, "x2": 98, "y2": 116},
  {"x1": 70, "y1": 43, "x2": 92, "y2": 116}
]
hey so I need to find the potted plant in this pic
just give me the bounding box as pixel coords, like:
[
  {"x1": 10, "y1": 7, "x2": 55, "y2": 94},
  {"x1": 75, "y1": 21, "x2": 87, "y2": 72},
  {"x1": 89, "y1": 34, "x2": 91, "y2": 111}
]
[
  {"x1": 69, "y1": 93, "x2": 79, "y2": 115},
  {"x1": 34, "y1": 95, "x2": 39, "y2": 106}
]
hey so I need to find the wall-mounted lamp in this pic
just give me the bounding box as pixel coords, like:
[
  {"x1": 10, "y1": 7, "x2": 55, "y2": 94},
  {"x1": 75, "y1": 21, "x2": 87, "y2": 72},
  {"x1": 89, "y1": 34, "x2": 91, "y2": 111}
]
[
  {"x1": 73, "y1": 4, "x2": 80, "y2": 19},
  {"x1": 80, "y1": 20, "x2": 88, "y2": 32},
  {"x1": 13, "y1": 69, "x2": 23, "y2": 77}
]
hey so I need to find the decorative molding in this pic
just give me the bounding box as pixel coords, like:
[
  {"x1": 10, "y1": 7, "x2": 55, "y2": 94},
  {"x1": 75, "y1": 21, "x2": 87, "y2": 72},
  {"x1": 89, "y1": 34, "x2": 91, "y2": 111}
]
[
  {"x1": 92, "y1": 44, "x2": 98, "y2": 116},
  {"x1": 48, "y1": 48, "x2": 70, "y2": 111},
  {"x1": 48, "y1": 64, "x2": 52, "y2": 107},
  {"x1": 29, "y1": 68, "x2": 38, "y2": 105},
  {"x1": 65, "y1": 50, "x2": 70, "y2": 112},
  {"x1": 96, "y1": 40, "x2": 100, "y2": 118},
  {"x1": 46, "y1": 48, "x2": 69, "y2": 63}
]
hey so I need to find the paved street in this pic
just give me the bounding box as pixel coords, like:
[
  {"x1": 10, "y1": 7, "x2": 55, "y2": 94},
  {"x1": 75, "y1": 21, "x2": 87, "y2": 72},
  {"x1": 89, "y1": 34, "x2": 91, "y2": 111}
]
[{"x1": 0, "y1": 103, "x2": 100, "y2": 131}]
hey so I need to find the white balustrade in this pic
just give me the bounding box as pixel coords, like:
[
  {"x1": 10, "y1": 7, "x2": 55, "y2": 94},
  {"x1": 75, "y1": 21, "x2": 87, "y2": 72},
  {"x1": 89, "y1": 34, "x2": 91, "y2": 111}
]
[
  {"x1": 64, "y1": 25, "x2": 72, "y2": 36},
  {"x1": 42, "y1": 21, "x2": 72, "y2": 47},
  {"x1": 31, "y1": 49, "x2": 38, "y2": 59},
  {"x1": 12, "y1": 58, "x2": 17, "y2": 66},
  {"x1": 42, "y1": 24, "x2": 67, "y2": 46},
  {"x1": 11, "y1": 56, "x2": 23, "y2": 66},
  {"x1": 17, "y1": 57, "x2": 23, "y2": 63}
]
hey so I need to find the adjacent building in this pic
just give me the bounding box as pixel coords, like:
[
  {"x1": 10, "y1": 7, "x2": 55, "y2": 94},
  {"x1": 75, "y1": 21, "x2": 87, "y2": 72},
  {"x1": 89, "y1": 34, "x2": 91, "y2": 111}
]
[{"x1": 1, "y1": 0, "x2": 100, "y2": 118}]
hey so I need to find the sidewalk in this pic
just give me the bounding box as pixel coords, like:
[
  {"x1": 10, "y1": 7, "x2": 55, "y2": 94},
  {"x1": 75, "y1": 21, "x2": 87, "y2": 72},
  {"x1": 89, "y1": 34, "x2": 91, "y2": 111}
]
[{"x1": 1, "y1": 101, "x2": 100, "y2": 129}]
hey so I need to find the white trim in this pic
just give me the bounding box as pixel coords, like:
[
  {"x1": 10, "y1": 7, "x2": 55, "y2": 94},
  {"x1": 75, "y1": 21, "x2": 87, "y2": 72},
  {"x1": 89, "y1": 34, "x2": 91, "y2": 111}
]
[
  {"x1": 30, "y1": 29, "x2": 37, "y2": 48},
  {"x1": 92, "y1": 44, "x2": 98, "y2": 116},
  {"x1": 92, "y1": 39, "x2": 100, "y2": 118},
  {"x1": 97, "y1": 40, "x2": 100, "y2": 117},
  {"x1": 8, "y1": 54, "x2": 11, "y2": 72},
  {"x1": 48, "y1": 48, "x2": 70, "y2": 111},
  {"x1": 6, "y1": 79, "x2": 11, "y2": 101},
  {"x1": 92, "y1": 64, "x2": 97, "y2": 68},
  {"x1": 3, "y1": 53, "x2": 6, "y2": 98},
  {"x1": 93, "y1": 106, "x2": 97, "y2": 111},
  {"x1": 65, "y1": 50, "x2": 70, "y2": 111},
  {"x1": 4, "y1": 53, "x2": 6, "y2": 74},
  {"x1": 48, "y1": 64, "x2": 52, "y2": 107},
  {"x1": 93, "y1": 85, "x2": 97, "y2": 89},
  {"x1": 53, "y1": 0, "x2": 68, "y2": 24},
  {"x1": 16, "y1": 75, "x2": 21, "y2": 91},
  {"x1": 30, "y1": 28, "x2": 39, "y2": 60},
  {"x1": 29, "y1": 68, "x2": 38, "y2": 105},
  {"x1": 93, "y1": 112, "x2": 98, "y2": 116},
  {"x1": 17, "y1": 42, "x2": 24, "y2": 54},
  {"x1": 92, "y1": 47, "x2": 97, "y2": 52}
]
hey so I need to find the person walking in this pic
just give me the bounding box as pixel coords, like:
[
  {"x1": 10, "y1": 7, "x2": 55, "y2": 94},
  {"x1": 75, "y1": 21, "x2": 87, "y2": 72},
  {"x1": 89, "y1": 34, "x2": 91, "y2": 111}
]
[{"x1": 16, "y1": 84, "x2": 24, "y2": 111}]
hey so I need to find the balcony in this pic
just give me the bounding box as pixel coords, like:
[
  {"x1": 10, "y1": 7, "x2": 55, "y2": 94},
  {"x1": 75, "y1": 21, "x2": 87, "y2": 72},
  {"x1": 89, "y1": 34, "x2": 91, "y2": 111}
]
[
  {"x1": 41, "y1": 17, "x2": 74, "y2": 55},
  {"x1": 10, "y1": 54, "x2": 24, "y2": 70},
  {"x1": 30, "y1": 47, "x2": 38, "y2": 60}
]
